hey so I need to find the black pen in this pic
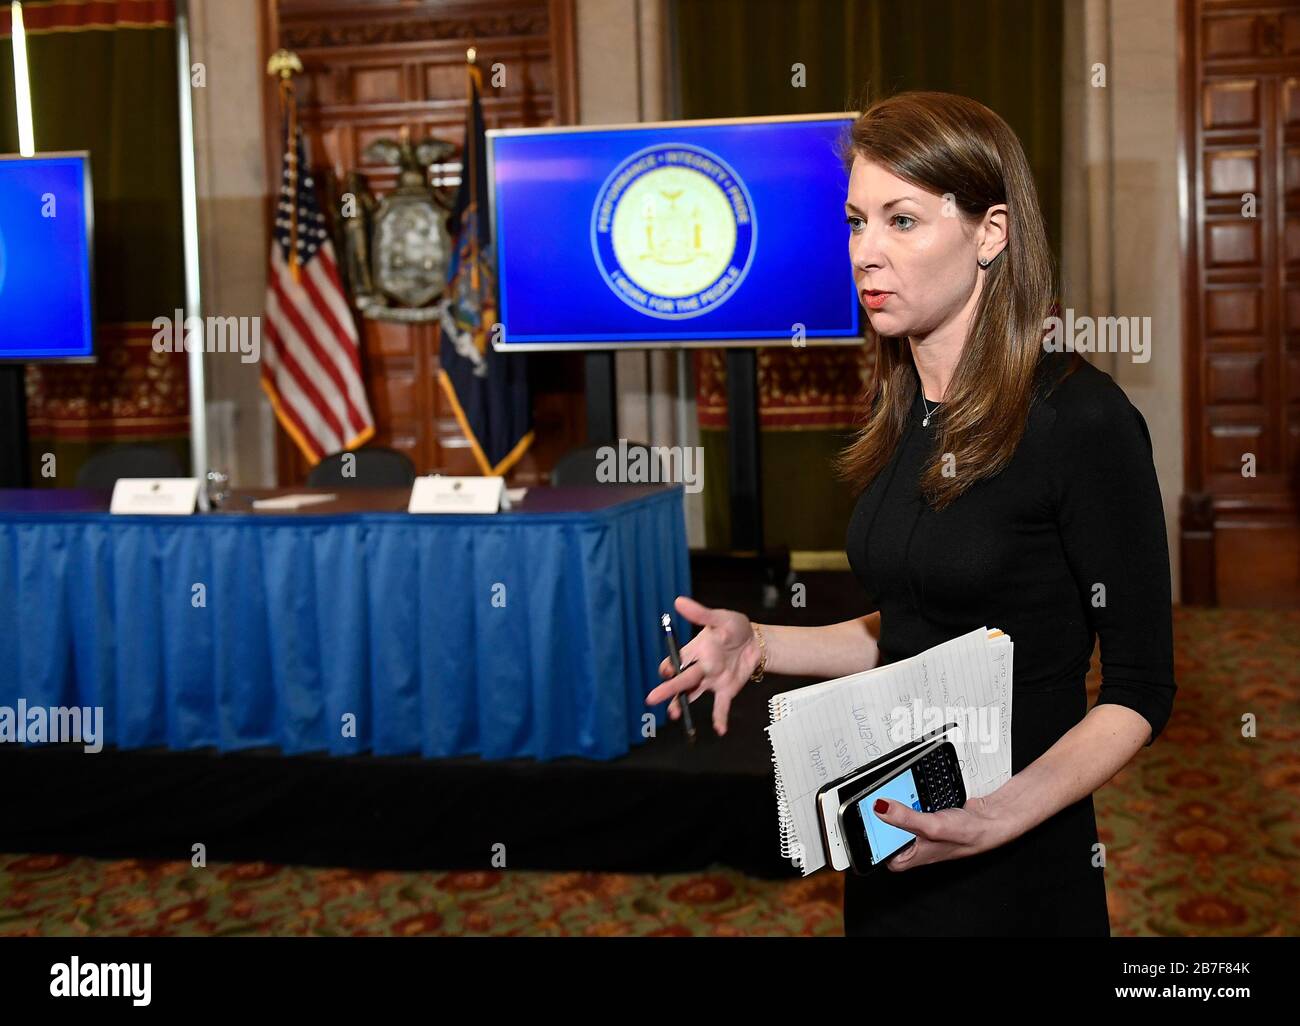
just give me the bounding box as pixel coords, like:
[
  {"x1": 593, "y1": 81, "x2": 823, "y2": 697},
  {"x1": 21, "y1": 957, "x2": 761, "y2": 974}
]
[{"x1": 660, "y1": 612, "x2": 697, "y2": 744}]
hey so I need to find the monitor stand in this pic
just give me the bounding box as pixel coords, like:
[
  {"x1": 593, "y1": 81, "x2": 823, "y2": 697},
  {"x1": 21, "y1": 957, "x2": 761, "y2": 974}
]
[
  {"x1": 584, "y1": 346, "x2": 791, "y2": 609},
  {"x1": 0, "y1": 364, "x2": 31, "y2": 488}
]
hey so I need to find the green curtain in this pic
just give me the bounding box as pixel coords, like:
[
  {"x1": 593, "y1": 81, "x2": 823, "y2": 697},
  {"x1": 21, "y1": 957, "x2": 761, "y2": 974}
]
[
  {"x1": 673, "y1": 0, "x2": 1063, "y2": 551},
  {"x1": 0, "y1": 1, "x2": 187, "y2": 484}
]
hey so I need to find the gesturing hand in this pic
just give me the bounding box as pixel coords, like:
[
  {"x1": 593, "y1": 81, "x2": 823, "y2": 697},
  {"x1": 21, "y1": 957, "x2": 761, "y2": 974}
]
[{"x1": 643, "y1": 595, "x2": 761, "y2": 736}]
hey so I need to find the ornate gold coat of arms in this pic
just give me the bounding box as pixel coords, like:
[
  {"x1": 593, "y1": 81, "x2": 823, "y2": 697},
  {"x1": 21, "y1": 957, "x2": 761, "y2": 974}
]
[{"x1": 340, "y1": 135, "x2": 457, "y2": 322}]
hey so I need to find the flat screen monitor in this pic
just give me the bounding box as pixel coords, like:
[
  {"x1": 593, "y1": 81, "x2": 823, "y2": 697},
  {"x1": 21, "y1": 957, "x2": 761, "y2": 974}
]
[
  {"x1": 487, "y1": 114, "x2": 862, "y2": 351},
  {"x1": 0, "y1": 151, "x2": 95, "y2": 362}
]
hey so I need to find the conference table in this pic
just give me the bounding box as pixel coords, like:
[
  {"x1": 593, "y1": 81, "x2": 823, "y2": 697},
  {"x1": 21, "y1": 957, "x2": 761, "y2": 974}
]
[{"x1": 0, "y1": 484, "x2": 692, "y2": 761}]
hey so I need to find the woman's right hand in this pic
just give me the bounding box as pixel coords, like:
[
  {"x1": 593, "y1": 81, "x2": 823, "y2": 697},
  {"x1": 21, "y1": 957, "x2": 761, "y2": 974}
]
[{"x1": 643, "y1": 595, "x2": 762, "y2": 737}]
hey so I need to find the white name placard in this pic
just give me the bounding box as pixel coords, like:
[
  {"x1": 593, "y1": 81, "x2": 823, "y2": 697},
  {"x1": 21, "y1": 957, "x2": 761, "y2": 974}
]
[
  {"x1": 109, "y1": 478, "x2": 201, "y2": 515},
  {"x1": 408, "y1": 475, "x2": 510, "y2": 514}
]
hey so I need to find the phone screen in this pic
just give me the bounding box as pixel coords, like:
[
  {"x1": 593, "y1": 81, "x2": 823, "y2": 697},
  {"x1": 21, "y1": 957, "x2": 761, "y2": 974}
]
[{"x1": 856, "y1": 766, "x2": 923, "y2": 864}]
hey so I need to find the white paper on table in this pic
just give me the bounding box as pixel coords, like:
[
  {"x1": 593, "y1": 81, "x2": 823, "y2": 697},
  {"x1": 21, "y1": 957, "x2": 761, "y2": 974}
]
[{"x1": 250, "y1": 493, "x2": 338, "y2": 510}]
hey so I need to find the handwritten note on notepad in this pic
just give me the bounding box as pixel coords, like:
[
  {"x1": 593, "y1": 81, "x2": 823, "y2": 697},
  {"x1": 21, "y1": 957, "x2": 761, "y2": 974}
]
[{"x1": 765, "y1": 627, "x2": 1014, "y2": 875}]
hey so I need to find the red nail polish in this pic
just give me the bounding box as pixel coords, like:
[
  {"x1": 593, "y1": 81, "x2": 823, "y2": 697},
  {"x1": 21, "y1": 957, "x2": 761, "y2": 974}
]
[{"x1": 874, "y1": 798, "x2": 888, "y2": 814}]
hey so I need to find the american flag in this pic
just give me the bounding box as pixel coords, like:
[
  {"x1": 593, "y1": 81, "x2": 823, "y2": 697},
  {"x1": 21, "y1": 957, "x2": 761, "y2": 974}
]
[{"x1": 262, "y1": 124, "x2": 374, "y2": 464}]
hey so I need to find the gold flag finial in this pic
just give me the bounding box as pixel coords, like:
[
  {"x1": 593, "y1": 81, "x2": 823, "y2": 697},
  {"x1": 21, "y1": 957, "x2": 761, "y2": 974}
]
[
  {"x1": 466, "y1": 46, "x2": 477, "y2": 65},
  {"x1": 266, "y1": 49, "x2": 303, "y2": 80}
]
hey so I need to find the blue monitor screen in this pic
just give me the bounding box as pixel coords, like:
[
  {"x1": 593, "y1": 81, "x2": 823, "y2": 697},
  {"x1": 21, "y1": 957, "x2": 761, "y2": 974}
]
[
  {"x1": 489, "y1": 116, "x2": 862, "y2": 350},
  {"x1": 0, "y1": 153, "x2": 95, "y2": 361}
]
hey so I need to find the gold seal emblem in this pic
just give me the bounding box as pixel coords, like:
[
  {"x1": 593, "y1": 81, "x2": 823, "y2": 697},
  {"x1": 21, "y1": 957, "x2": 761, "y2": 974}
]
[
  {"x1": 592, "y1": 143, "x2": 755, "y2": 320},
  {"x1": 610, "y1": 166, "x2": 737, "y2": 299}
]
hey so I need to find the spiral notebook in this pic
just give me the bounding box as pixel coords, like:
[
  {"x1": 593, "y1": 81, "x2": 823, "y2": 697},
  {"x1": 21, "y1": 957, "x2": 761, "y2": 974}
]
[{"x1": 765, "y1": 626, "x2": 1013, "y2": 875}]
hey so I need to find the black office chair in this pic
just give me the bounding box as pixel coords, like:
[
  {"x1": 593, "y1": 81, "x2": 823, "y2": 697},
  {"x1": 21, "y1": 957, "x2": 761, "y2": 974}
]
[
  {"x1": 550, "y1": 441, "x2": 656, "y2": 487},
  {"x1": 307, "y1": 446, "x2": 416, "y2": 489},
  {"x1": 76, "y1": 444, "x2": 186, "y2": 488}
]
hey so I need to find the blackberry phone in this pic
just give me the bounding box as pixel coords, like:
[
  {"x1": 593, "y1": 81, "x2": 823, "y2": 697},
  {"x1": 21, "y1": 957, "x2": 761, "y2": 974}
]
[
  {"x1": 815, "y1": 722, "x2": 958, "y2": 871},
  {"x1": 840, "y1": 740, "x2": 966, "y2": 874}
]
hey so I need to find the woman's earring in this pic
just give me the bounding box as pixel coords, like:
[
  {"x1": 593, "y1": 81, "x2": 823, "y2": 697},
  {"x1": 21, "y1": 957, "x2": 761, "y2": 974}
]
[{"x1": 978, "y1": 256, "x2": 990, "y2": 268}]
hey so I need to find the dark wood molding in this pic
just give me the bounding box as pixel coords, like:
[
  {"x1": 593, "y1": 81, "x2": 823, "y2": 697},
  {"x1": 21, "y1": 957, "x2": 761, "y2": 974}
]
[
  {"x1": 1178, "y1": 0, "x2": 1201, "y2": 499},
  {"x1": 548, "y1": 0, "x2": 578, "y2": 125},
  {"x1": 280, "y1": 14, "x2": 549, "y2": 51},
  {"x1": 1180, "y1": 492, "x2": 1218, "y2": 605},
  {"x1": 1177, "y1": 0, "x2": 1300, "y2": 606},
  {"x1": 260, "y1": 0, "x2": 282, "y2": 198}
]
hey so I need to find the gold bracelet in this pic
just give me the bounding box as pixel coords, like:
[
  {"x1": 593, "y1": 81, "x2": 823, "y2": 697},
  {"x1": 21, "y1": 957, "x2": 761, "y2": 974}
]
[{"x1": 749, "y1": 623, "x2": 768, "y2": 683}]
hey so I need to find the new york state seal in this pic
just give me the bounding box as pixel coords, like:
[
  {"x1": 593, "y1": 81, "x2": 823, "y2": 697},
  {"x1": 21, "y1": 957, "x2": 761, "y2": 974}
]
[{"x1": 590, "y1": 143, "x2": 756, "y2": 321}]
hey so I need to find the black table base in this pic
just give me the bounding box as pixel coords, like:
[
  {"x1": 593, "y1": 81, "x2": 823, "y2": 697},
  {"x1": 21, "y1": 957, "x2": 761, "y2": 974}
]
[{"x1": 0, "y1": 681, "x2": 792, "y2": 879}]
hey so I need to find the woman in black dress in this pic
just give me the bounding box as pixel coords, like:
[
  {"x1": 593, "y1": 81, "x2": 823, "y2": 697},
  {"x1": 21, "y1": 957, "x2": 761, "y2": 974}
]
[{"x1": 645, "y1": 91, "x2": 1176, "y2": 936}]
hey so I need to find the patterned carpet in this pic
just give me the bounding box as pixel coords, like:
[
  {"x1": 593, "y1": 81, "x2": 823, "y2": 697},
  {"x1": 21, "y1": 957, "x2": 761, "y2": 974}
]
[{"x1": 2, "y1": 608, "x2": 1296, "y2": 937}]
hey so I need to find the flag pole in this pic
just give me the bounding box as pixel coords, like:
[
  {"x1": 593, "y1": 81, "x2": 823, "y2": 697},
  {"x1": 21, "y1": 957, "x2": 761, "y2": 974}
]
[
  {"x1": 267, "y1": 49, "x2": 303, "y2": 283},
  {"x1": 175, "y1": 0, "x2": 208, "y2": 499},
  {"x1": 465, "y1": 47, "x2": 479, "y2": 295}
]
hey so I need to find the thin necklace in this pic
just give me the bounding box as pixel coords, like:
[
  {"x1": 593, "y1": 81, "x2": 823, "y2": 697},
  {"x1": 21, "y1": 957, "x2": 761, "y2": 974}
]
[{"x1": 921, "y1": 394, "x2": 940, "y2": 427}]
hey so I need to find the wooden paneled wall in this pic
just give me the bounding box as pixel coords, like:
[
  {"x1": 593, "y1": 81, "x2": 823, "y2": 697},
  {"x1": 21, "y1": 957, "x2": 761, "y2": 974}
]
[
  {"x1": 259, "y1": 0, "x2": 586, "y2": 484},
  {"x1": 1180, "y1": 0, "x2": 1300, "y2": 606}
]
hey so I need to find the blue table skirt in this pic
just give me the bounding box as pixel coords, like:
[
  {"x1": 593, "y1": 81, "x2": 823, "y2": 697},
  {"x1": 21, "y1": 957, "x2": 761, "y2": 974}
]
[{"x1": 0, "y1": 489, "x2": 692, "y2": 760}]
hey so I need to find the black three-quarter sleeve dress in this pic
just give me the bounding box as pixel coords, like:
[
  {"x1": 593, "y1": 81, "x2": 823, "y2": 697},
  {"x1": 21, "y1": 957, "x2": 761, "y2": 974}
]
[{"x1": 842, "y1": 351, "x2": 1177, "y2": 937}]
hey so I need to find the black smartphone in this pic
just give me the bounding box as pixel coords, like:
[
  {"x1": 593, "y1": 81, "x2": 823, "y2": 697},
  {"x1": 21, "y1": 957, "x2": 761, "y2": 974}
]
[
  {"x1": 840, "y1": 740, "x2": 966, "y2": 874},
  {"x1": 815, "y1": 722, "x2": 958, "y2": 871}
]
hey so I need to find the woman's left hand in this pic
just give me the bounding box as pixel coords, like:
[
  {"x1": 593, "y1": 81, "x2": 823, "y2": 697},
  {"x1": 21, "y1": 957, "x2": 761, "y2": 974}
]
[{"x1": 871, "y1": 791, "x2": 1021, "y2": 872}]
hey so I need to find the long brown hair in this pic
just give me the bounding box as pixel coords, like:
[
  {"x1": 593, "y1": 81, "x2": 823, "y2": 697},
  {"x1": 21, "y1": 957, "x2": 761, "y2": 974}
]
[{"x1": 831, "y1": 91, "x2": 1055, "y2": 509}]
